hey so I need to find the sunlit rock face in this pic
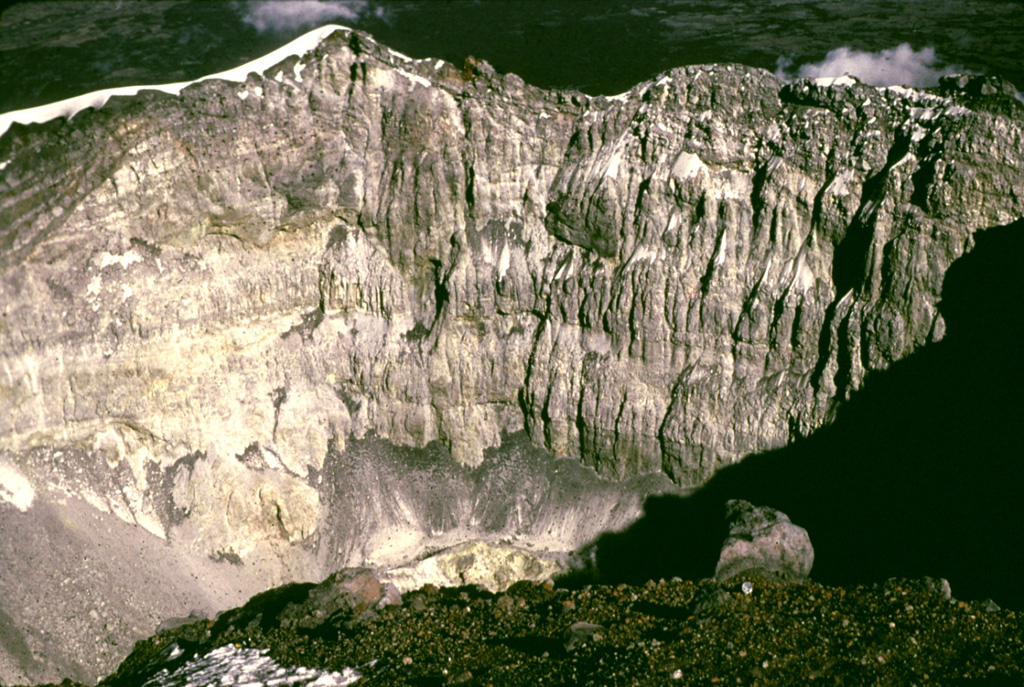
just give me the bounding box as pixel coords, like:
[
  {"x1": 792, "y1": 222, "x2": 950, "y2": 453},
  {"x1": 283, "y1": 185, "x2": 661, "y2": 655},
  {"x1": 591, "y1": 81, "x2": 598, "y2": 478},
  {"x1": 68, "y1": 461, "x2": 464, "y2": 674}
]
[
  {"x1": 530, "y1": 72, "x2": 1024, "y2": 485},
  {"x1": 0, "y1": 24, "x2": 1023, "y2": 684}
]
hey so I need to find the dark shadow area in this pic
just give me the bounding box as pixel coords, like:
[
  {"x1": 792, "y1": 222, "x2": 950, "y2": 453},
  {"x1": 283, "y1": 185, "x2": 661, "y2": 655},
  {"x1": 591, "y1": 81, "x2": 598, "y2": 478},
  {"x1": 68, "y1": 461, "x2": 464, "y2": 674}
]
[
  {"x1": 407, "y1": 677, "x2": 445, "y2": 687},
  {"x1": 574, "y1": 219, "x2": 1024, "y2": 609},
  {"x1": 947, "y1": 678, "x2": 1024, "y2": 687}
]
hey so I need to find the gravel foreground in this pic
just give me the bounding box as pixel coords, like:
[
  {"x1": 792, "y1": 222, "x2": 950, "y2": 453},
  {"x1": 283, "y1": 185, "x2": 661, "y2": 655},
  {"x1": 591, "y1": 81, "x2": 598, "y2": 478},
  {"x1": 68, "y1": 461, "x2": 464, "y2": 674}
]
[{"x1": 37, "y1": 574, "x2": 1024, "y2": 687}]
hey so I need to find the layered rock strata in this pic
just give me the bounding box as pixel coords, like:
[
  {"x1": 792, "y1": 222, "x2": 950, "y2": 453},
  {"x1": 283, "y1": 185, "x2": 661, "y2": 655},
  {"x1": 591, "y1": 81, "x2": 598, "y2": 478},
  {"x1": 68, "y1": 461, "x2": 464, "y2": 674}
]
[
  {"x1": 3, "y1": 28, "x2": 1021, "y2": 501},
  {"x1": 1, "y1": 24, "x2": 1023, "y2": 684}
]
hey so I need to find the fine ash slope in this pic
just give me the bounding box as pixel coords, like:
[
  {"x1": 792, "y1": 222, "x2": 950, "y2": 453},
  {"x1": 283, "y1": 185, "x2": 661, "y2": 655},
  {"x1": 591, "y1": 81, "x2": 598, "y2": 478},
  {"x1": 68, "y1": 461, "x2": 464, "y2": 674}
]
[{"x1": 0, "y1": 25, "x2": 1022, "y2": 684}]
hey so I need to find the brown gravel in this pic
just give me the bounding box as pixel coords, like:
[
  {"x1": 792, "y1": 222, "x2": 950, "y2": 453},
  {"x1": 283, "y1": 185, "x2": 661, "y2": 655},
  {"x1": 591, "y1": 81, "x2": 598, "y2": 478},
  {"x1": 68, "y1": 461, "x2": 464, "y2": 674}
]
[{"x1": 93, "y1": 574, "x2": 1023, "y2": 687}]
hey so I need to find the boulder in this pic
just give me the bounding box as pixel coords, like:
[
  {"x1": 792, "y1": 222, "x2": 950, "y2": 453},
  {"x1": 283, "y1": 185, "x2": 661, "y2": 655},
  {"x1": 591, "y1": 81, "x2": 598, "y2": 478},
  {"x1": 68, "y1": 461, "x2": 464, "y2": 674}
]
[
  {"x1": 277, "y1": 567, "x2": 400, "y2": 630},
  {"x1": 380, "y1": 540, "x2": 569, "y2": 593},
  {"x1": 714, "y1": 500, "x2": 814, "y2": 583}
]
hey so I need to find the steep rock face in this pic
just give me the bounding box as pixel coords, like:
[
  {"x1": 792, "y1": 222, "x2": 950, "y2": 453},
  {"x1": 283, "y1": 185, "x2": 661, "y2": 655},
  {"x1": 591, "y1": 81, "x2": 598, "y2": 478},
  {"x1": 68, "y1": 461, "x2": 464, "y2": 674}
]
[
  {"x1": 1, "y1": 25, "x2": 1023, "y2": 683},
  {"x1": 526, "y1": 71, "x2": 1024, "y2": 483},
  {"x1": 3, "y1": 28, "x2": 1023, "y2": 516},
  {"x1": 1, "y1": 29, "x2": 583, "y2": 550}
]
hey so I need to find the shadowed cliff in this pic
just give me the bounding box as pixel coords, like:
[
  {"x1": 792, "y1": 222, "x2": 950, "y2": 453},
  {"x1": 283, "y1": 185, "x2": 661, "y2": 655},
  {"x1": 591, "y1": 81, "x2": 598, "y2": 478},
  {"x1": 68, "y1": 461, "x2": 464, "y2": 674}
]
[{"x1": 578, "y1": 218, "x2": 1024, "y2": 609}]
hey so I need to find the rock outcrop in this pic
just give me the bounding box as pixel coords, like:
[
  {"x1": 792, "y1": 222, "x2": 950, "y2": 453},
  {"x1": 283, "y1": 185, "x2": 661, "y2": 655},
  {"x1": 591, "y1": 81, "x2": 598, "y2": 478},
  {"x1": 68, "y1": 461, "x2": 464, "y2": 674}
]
[
  {"x1": 380, "y1": 540, "x2": 569, "y2": 594},
  {"x1": 1, "y1": 24, "x2": 1023, "y2": 684}
]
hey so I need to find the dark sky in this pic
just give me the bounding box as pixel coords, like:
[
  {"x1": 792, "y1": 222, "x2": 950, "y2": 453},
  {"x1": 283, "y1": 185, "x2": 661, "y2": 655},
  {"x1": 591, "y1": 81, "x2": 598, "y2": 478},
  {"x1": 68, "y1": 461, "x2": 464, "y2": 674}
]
[{"x1": 1, "y1": 0, "x2": 1022, "y2": 114}]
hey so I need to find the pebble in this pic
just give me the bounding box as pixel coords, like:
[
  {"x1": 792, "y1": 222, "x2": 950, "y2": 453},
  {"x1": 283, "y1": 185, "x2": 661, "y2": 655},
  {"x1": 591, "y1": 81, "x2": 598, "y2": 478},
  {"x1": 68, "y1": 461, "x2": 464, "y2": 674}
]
[{"x1": 563, "y1": 621, "x2": 605, "y2": 652}]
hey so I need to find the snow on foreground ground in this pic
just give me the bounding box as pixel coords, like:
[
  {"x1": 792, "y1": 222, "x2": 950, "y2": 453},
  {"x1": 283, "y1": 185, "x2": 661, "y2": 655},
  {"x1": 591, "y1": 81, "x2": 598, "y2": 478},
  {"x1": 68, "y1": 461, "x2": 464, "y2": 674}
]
[{"x1": 141, "y1": 644, "x2": 361, "y2": 687}]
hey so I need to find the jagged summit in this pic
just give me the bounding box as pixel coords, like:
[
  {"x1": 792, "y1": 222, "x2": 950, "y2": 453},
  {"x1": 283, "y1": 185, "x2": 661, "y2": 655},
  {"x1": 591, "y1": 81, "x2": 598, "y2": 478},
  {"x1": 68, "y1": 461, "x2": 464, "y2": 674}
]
[{"x1": 1, "y1": 24, "x2": 1022, "y2": 684}]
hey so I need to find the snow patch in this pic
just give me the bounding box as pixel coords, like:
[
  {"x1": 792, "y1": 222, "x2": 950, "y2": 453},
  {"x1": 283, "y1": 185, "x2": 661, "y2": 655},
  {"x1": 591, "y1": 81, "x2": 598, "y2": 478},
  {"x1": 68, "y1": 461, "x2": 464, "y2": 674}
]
[
  {"x1": 943, "y1": 105, "x2": 971, "y2": 117},
  {"x1": 605, "y1": 148, "x2": 624, "y2": 179},
  {"x1": 380, "y1": 541, "x2": 568, "y2": 594},
  {"x1": 396, "y1": 69, "x2": 431, "y2": 89},
  {"x1": 498, "y1": 243, "x2": 511, "y2": 279},
  {"x1": 87, "y1": 275, "x2": 102, "y2": 298},
  {"x1": 812, "y1": 75, "x2": 857, "y2": 88},
  {"x1": 794, "y1": 254, "x2": 815, "y2": 293},
  {"x1": 237, "y1": 90, "x2": 249, "y2": 100},
  {"x1": 713, "y1": 232, "x2": 728, "y2": 268},
  {"x1": 294, "y1": 61, "x2": 307, "y2": 83},
  {"x1": 98, "y1": 250, "x2": 142, "y2": 269},
  {"x1": 0, "y1": 458, "x2": 34, "y2": 512},
  {"x1": 387, "y1": 47, "x2": 414, "y2": 63},
  {"x1": 554, "y1": 257, "x2": 575, "y2": 281},
  {"x1": 434, "y1": 59, "x2": 444, "y2": 71},
  {"x1": 887, "y1": 85, "x2": 914, "y2": 99},
  {"x1": 672, "y1": 151, "x2": 705, "y2": 180},
  {"x1": 0, "y1": 159, "x2": 9, "y2": 171},
  {"x1": 0, "y1": 24, "x2": 345, "y2": 137},
  {"x1": 141, "y1": 644, "x2": 361, "y2": 687}
]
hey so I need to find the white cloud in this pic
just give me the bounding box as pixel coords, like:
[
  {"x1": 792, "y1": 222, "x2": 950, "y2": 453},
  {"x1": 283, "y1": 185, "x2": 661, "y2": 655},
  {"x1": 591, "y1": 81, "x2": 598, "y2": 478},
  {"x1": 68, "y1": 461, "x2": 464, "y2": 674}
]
[
  {"x1": 775, "y1": 43, "x2": 962, "y2": 88},
  {"x1": 240, "y1": 0, "x2": 374, "y2": 33}
]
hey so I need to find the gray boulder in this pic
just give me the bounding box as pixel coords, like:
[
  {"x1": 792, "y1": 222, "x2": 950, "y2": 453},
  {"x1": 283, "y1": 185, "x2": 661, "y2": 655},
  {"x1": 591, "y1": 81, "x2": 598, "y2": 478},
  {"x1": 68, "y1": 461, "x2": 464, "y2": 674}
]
[{"x1": 714, "y1": 500, "x2": 814, "y2": 583}]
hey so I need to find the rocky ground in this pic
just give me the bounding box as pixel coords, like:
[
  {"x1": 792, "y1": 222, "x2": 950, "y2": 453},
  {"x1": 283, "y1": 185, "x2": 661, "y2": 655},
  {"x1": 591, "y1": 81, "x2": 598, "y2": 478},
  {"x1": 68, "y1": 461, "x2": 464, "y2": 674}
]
[{"x1": 38, "y1": 570, "x2": 1022, "y2": 687}]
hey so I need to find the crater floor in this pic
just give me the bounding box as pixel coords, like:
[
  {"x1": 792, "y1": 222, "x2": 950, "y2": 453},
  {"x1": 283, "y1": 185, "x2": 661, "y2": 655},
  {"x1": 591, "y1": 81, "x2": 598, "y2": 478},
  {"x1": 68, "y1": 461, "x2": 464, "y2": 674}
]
[{"x1": 65, "y1": 575, "x2": 1024, "y2": 687}]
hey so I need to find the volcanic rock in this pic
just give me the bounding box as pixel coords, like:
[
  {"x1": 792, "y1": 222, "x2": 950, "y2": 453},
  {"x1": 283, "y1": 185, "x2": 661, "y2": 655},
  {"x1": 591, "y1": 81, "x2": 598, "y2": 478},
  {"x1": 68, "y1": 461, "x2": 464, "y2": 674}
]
[
  {"x1": 714, "y1": 499, "x2": 814, "y2": 583},
  {"x1": 1, "y1": 22, "x2": 1023, "y2": 684},
  {"x1": 379, "y1": 540, "x2": 568, "y2": 594}
]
